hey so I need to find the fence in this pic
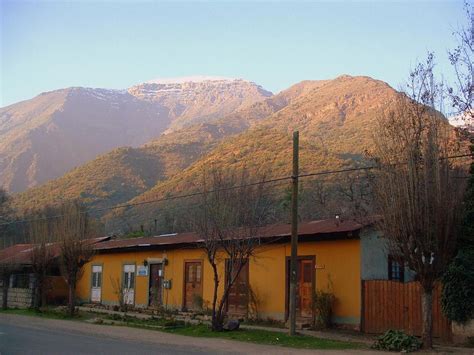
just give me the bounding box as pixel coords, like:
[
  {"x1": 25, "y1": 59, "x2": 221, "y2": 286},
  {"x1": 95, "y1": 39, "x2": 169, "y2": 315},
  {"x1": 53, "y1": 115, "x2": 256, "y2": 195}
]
[{"x1": 361, "y1": 280, "x2": 451, "y2": 340}]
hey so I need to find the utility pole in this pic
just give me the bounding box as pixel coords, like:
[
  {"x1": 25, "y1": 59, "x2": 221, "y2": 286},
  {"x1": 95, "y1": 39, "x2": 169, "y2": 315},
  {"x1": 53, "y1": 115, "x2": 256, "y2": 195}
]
[{"x1": 289, "y1": 131, "x2": 299, "y2": 336}]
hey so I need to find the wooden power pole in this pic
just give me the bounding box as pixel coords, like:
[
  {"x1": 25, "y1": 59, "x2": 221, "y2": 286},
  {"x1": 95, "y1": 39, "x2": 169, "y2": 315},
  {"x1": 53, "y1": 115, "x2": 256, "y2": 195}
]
[{"x1": 289, "y1": 131, "x2": 299, "y2": 336}]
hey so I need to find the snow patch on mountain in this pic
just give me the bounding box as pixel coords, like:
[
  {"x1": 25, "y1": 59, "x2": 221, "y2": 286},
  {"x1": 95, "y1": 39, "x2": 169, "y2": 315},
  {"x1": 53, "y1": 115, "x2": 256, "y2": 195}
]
[
  {"x1": 448, "y1": 110, "x2": 473, "y2": 132},
  {"x1": 145, "y1": 76, "x2": 238, "y2": 84}
]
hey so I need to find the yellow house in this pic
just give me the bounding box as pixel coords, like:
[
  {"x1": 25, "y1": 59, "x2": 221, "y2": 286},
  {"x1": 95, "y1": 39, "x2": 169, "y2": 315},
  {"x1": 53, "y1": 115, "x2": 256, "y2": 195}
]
[{"x1": 76, "y1": 218, "x2": 377, "y2": 328}]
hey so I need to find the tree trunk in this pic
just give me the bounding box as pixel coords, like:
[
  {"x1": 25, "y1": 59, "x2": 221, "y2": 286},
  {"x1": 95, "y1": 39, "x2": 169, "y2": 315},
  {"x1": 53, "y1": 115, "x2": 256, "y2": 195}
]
[
  {"x1": 211, "y1": 263, "x2": 221, "y2": 331},
  {"x1": 34, "y1": 278, "x2": 42, "y2": 311},
  {"x1": 41, "y1": 278, "x2": 48, "y2": 307},
  {"x1": 68, "y1": 282, "x2": 76, "y2": 317},
  {"x1": 2, "y1": 275, "x2": 8, "y2": 310},
  {"x1": 421, "y1": 287, "x2": 434, "y2": 349}
]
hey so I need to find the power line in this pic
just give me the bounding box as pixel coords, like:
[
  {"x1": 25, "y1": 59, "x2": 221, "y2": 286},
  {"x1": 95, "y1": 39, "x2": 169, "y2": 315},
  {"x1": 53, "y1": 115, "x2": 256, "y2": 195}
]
[{"x1": 0, "y1": 152, "x2": 472, "y2": 227}]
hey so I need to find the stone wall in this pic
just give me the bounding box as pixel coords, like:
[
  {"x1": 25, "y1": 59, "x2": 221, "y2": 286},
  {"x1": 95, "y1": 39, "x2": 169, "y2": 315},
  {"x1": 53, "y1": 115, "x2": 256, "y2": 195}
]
[{"x1": 0, "y1": 287, "x2": 34, "y2": 308}]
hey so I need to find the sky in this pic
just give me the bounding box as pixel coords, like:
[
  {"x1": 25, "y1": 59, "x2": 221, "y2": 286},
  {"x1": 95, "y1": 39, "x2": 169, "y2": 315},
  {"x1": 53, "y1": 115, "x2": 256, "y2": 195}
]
[{"x1": 0, "y1": 0, "x2": 468, "y2": 107}]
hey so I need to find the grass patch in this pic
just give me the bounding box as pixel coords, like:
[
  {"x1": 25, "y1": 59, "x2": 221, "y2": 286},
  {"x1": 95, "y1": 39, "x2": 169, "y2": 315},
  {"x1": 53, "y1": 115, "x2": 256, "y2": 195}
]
[
  {"x1": 103, "y1": 314, "x2": 184, "y2": 328},
  {"x1": 164, "y1": 324, "x2": 365, "y2": 350},
  {"x1": 0, "y1": 307, "x2": 91, "y2": 321}
]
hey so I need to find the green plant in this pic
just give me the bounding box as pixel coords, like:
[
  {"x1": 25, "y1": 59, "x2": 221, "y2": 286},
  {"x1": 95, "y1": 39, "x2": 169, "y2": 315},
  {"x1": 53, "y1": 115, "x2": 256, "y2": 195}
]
[
  {"x1": 248, "y1": 285, "x2": 262, "y2": 320},
  {"x1": 466, "y1": 336, "x2": 474, "y2": 348},
  {"x1": 192, "y1": 294, "x2": 204, "y2": 310},
  {"x1": 313, "y1": 290, "x2": 335, "y2": 329},
  {"x1": 372, "y1": 330, "x2": 422, "y2": 352}
]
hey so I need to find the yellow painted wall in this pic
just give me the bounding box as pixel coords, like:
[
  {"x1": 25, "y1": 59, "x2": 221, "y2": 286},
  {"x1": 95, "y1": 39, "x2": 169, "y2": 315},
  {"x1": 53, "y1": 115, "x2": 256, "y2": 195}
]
[{"x1": 76, "y1": 239, "x2": 361, "y2": 325}]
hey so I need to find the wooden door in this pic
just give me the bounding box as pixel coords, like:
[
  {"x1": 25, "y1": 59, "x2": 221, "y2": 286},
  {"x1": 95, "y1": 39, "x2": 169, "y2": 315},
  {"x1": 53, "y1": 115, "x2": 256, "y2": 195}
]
[
  {"x1": 298, "y1": 259, "x2": 313, "y2": 318},
  {"x1": 149, "y1": 264, "x2": 163, "y2": 307},
  {"x1": 184, "y1": 261, "x2": 203, "y2": 310},
  {"x1": 226, "y1": 260, "x2": 249, "y2": 316},
  {"x1": 287, "y1": 257, "x2": 314, "y2": 319}
]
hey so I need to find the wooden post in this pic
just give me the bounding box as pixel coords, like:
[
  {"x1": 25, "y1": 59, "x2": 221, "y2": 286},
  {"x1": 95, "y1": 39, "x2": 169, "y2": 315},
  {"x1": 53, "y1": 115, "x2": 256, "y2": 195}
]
[{"x1": 289, "y1": 131, "x2": 299, "y2": 336}]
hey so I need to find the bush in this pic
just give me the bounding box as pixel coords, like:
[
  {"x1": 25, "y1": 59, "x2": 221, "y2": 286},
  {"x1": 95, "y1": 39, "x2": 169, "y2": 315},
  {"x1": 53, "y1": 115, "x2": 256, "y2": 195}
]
[
  {"x1": 442, "y1": 247, "x2": 474, "y2": 324},
  {"x1": 313, "y1": 290, "x2": 335, "y2": 329},
  {"x1": 372, "y1": 330, "x2": 422, "y2": 352}
]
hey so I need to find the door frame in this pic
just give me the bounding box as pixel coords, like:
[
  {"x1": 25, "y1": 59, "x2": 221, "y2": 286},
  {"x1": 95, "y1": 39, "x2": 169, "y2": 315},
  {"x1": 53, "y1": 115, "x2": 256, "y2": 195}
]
[
  {"x1": 147, "y1": 262, "x2": 163, "y2": 307},
  {"x1": 182, "y1": 259, "x2": 204, "y2": 310},
  {"x1": 224, "y1": 259, "x2": 250, "y2": 315},
  {"x1": 90, "y1": 263, "x2": 103, "y2": 303},
  {"x1": 122, "y1": 261, "x2": 136, "y2": 306},
  {"x1": 284, "y1": 255, "x2": 316, "y2": 320}
]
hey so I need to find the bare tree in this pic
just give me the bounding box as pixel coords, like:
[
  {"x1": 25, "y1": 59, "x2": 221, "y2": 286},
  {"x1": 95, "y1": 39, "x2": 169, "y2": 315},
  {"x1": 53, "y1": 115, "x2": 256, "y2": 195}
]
[
  {"x1": 54, "y1": 201, "x2": 94, "y2": 317},
  {"x1": 335, "y1": 172, "x2": 372, "y2": 220},
  {"x1": 190, "y1": 167, "x2": 274, "y2": 331},
  {"x1": 447, "y1": 1, "x2": 473, "y2": 125},
  {"x1": 110, "y1": 276, "x2": 128, "y2": 314},
  {"x1": 29, "y1": 208, "x2": 56, "y2": 311},
  {"x1": 370, "y1": 56, "x2": 467, "y2": 348}
]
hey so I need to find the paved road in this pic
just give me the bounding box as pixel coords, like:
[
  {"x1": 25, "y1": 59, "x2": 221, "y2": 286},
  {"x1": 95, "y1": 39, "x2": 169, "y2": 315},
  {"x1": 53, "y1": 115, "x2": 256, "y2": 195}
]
[{"x1": 0, "y1": 313, "x2": 375, "y2": 355}]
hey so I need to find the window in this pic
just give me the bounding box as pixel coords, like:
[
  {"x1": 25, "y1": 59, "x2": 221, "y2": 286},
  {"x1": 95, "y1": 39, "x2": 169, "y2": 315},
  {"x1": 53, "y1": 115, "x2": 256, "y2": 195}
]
[
  {"x1": 91, "y1": 265, "x2": 102, "y2": 288},
  {"x1": 388, "y1": 255, "x2": 404, "y2": 282},
  {"x1": 11, "y1": 274, "x2": 30, "y2": 289},
  {"x1": 123, "y1": 265, "x2": 135, "y2": 289}
]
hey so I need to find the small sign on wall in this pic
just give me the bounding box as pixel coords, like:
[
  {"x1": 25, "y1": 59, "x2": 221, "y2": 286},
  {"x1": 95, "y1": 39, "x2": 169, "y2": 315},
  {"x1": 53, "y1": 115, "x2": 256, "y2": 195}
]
[{"x1": 137, "y1": 265, "x2": 148, "y2": 276}]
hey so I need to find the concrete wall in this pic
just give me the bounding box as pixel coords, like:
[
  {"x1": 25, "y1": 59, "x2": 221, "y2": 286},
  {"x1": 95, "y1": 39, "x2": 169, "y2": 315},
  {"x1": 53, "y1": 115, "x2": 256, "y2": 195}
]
[
  {"x1": 0, "y1": 287, "x2": 34, "y2": 308},
  {"x1": 360, "y1": 228, "x2": 415, "y2": 281}
]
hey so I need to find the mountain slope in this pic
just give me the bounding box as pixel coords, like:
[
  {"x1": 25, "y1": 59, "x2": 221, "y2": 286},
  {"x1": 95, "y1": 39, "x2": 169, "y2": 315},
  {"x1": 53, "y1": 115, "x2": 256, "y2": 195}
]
[
  {"x1": 11, "y1": 80, "x2": 324, "y2": 214},
  {"x1": 105, "y1": 76, "x2": 402, "y2": 229},
  {"x1": 11, "y1": 122, "x2": 241, "y2": 213},
  {"x1": 0, "y1": 78, "x2": 271, "y2": 192}
]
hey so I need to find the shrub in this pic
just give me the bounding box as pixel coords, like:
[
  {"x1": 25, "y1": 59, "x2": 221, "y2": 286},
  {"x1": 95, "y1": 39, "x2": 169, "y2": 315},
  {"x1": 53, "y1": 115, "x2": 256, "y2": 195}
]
[
  {"x1": 442, "y1": 248, "x2": 474, "y2": 324},
  {"x1": 372, "y1": 330, "x2": 422, "y2": 352},
  {"x1": 313, "y1": 290, "x2": 335, "y2": 329},
  {"x1": 192, "y1": 294, "x2": 204, "y2": 310}
]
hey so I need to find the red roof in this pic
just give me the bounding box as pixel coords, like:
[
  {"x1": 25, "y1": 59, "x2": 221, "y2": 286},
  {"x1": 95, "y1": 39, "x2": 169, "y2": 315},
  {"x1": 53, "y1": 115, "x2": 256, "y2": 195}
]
[
  {"x1": 0, "y1": 237, "x2": 110, "y2": 265},
  {"x1": 95, "y1": 218, "x2": 371, "y2": 252}
]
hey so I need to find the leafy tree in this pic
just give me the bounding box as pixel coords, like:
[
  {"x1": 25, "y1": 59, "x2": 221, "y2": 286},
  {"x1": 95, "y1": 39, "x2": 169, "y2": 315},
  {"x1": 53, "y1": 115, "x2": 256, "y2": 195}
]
[{"x1": 442, "y1": 1, "x2": 474, "y2": 324}]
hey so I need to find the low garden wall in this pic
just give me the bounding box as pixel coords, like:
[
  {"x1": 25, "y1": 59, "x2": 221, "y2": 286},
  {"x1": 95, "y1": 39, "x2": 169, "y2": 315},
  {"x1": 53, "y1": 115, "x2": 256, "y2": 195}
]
[{"x1": 0, "y1": 287, "x2": 34, "y2": 308}]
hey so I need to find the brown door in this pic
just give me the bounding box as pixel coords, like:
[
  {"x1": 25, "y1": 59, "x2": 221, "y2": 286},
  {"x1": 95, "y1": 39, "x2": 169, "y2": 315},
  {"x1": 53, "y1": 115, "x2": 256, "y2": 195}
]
[
  {"x1": 149, "y1": 264, "x2": 163, "y2": 307},
  {"x1": 226, "y1": 260, "x2": 249, "y2": 316},
  {"x1": 298, "y1": 259, "x2": 313, "y2": 318},
  {"x1": 287, "y1": 257, "x2": 314, "y2": 319},
  {"x1": 184, "y1": 261, "x2": 203, "y2": 310}
]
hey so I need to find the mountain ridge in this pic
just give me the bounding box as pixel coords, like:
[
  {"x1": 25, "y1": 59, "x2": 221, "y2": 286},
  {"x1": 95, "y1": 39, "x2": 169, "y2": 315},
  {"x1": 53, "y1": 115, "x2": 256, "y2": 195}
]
[{"x1": 0, "y1": 78, "x2": 271, "y2": 192}]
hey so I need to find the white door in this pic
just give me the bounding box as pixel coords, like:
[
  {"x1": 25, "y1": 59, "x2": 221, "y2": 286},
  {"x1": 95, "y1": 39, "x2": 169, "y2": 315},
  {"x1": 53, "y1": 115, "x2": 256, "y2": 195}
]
[
  {"x1": 123, "y1": 264, "x2": 135, "y2": 305},
  {"x1": 91, "y1": 265, "x2": 102, "y2": 303}
]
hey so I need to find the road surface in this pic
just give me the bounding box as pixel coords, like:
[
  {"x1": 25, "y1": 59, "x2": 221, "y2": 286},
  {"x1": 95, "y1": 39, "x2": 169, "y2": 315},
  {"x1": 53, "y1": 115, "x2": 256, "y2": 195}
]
[{"x1": 0, "y1": 313, "x2": 375, "y2": 355}]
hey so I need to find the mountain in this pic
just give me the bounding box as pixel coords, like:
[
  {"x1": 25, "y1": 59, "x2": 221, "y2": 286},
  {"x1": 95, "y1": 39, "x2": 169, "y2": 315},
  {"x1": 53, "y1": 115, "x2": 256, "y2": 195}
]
[
  {"x1": 0, "y1": 78, "x2": 271, "y2": 193},
  {"x1": 14, "y1": 75, "x2": 454, "y2": 233},
  {"x1": 103, "y1": 76, "x2": 402, "y2": 230},
  {"x1": 11, "y1": 121, "x2": 242, "y2": 214},
  {"x1": 449, "y1": 111, "x2": 473, "y2": 132},
  {"x1": 128, "y1": 77, "x2": 272, "y2": 133},
  {"x1": 11, "y1": 80, "x2": 324, "y2": 214}
]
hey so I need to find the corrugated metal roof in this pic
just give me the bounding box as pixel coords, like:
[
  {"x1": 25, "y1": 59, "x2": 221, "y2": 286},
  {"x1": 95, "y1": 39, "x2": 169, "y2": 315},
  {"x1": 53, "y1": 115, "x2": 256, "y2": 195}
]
[
  {"x1": 0, "y1": 236, "x2": 110, "y2": 265},
  {"x1": 95, "y1": 218, "x2": 371, "y2": 252}
]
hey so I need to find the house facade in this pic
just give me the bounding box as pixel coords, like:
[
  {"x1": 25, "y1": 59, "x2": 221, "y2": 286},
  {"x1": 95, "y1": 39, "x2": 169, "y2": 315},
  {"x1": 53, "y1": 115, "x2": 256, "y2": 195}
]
[
  {"x1": 0, "y1": 237, "x2": 108, "y2": 308},
  {"x1": 76, "y1": 218, "x2": 376, "y2": 328}
]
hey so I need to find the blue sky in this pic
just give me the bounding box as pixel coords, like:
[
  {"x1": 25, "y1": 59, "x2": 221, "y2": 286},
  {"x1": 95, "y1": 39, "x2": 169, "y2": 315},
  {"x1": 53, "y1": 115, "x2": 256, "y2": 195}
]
[{"x1": 0, "y1": 0, "x2": 467, "y2": 107}]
